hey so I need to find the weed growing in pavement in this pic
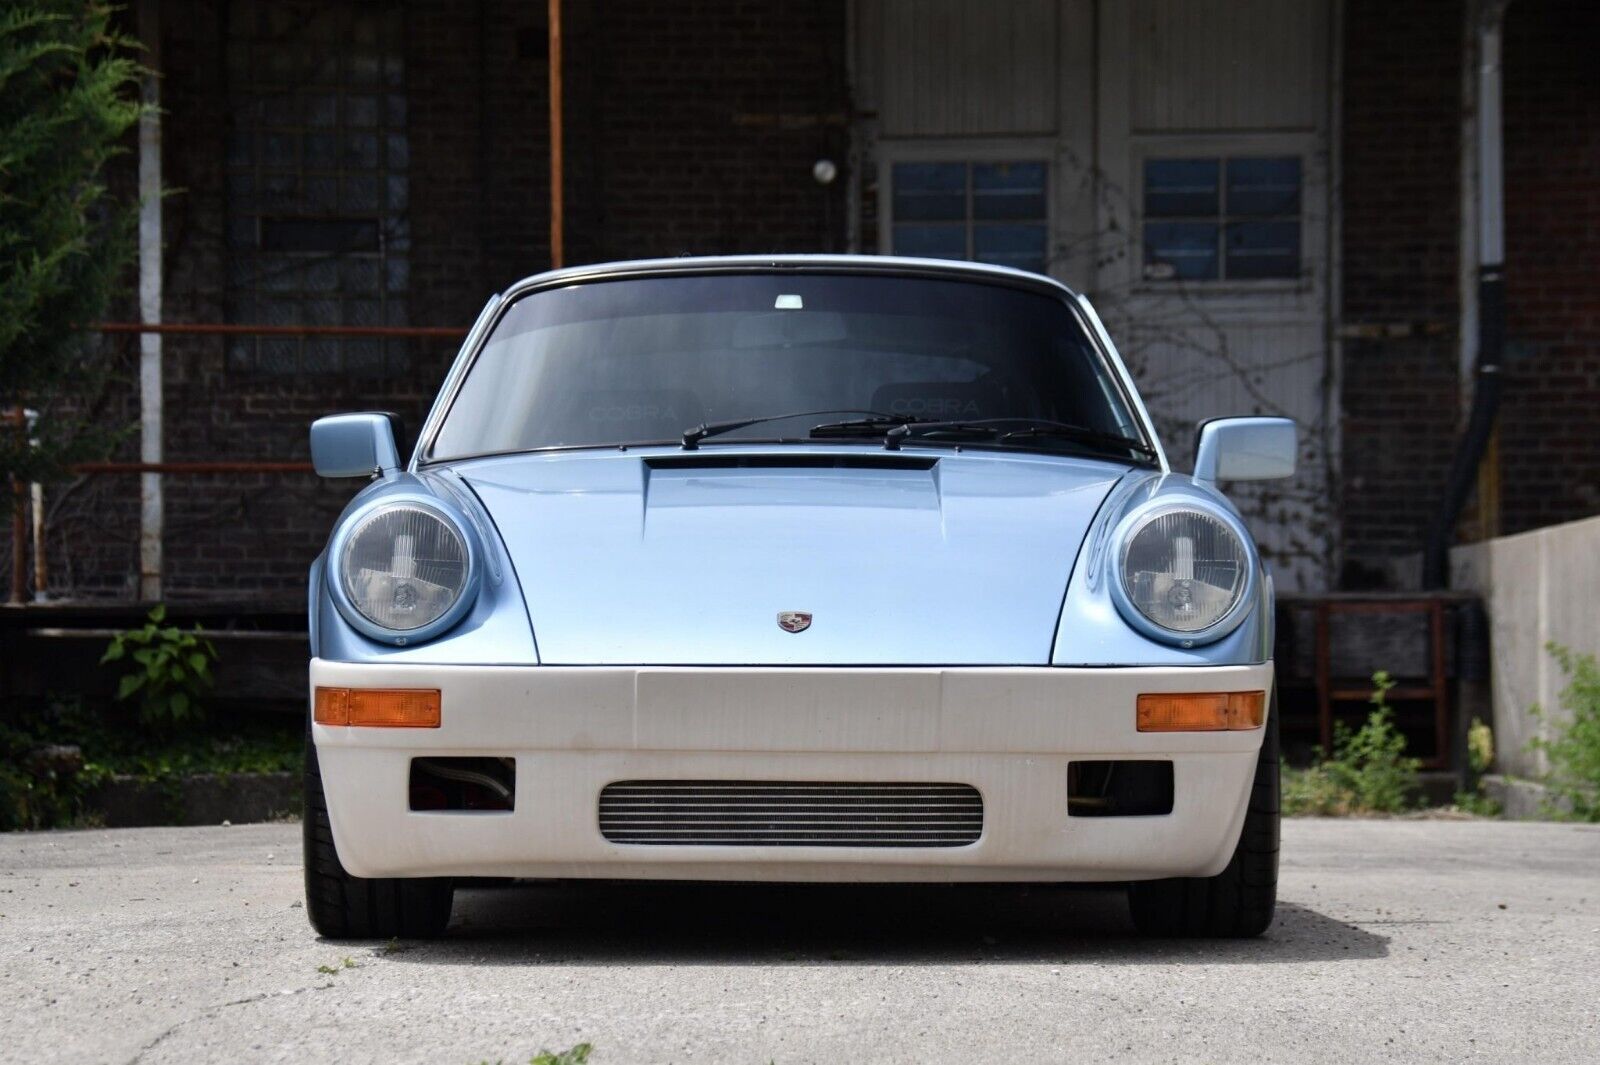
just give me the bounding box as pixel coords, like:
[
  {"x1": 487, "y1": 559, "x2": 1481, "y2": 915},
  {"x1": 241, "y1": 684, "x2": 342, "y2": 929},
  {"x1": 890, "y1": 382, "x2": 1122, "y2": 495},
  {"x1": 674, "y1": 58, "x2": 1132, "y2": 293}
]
[
  {"x1": 1529, "y1": 643, "x2": 1600, "y2": 821},
  {"x1": 473, "y1": 1047, "x2": 594, "y2": 1065},
  {"x1": 1452, "y1": 718, "x2": 1502, "y2": 816},
  {"x1": 316, "y1": 957, "x2": 358, "y2": 975},
  {"x1": 1283, "y1": 670, "x2": 1423, "y2": 816}
]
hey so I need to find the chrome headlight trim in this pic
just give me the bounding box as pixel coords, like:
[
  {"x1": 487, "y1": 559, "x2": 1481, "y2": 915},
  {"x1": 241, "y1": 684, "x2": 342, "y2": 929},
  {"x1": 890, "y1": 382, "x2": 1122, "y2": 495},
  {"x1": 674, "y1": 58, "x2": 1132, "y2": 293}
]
[
  {"x1": 326, "y1": 495, "x2": 483, "y2": 646},
  {"x1": 1109, "y1": 501, "x2": 1257, "y2": 647}
]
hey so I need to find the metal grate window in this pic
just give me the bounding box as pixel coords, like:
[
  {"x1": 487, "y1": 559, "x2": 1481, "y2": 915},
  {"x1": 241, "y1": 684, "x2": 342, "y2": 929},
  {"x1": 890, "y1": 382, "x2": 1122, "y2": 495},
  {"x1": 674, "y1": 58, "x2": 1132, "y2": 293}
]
[
  {"x1": 1142, "y1": 156, "x2": 1302, "y2": 282},
  {"x1": 890, "y1": 161, "x2": 1049, "y2": 275},
  {"x1": 224, "y1": 1, "x2": 410, "y2": 375}
]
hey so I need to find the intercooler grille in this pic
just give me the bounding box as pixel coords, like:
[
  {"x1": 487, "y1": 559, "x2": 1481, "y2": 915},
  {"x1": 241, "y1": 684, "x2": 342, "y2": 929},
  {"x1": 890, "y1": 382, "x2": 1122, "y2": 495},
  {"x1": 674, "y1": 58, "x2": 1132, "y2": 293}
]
[{"x1": 598, "y1": 780, "x2": 984, "y2": 847}]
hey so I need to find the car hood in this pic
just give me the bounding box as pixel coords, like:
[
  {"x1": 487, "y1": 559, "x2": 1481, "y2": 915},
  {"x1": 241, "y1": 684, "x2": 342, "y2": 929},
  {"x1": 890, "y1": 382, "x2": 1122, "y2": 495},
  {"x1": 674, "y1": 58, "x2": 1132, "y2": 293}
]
[{"x1": 459, "y1": 448, "x2": 1128, "y2": 665}]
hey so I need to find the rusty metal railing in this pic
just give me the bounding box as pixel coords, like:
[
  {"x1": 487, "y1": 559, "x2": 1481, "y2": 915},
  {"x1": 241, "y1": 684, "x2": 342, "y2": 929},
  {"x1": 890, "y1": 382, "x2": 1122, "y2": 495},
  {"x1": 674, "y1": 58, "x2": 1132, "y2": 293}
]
[{"x1": 5, "y1": 321, "x2": 471, "y2": 603}]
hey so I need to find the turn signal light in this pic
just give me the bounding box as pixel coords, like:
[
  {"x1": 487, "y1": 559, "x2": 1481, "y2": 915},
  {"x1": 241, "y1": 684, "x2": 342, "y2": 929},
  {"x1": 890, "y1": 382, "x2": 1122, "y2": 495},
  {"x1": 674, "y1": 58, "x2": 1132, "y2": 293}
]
[
  {"x1": 314, "y1": 687, "x2": 441, "y2": 728},
  {"x1": 1137, "y1": 691, "x2": 1265, "y2": 732}
]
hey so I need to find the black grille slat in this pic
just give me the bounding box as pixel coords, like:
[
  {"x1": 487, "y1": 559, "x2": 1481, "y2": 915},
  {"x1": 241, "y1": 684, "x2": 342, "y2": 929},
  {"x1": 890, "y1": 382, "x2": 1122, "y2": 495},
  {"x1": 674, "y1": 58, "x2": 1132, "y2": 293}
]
[{"x1": 598, "y1": 780, "x2": 983, "y2": 847}]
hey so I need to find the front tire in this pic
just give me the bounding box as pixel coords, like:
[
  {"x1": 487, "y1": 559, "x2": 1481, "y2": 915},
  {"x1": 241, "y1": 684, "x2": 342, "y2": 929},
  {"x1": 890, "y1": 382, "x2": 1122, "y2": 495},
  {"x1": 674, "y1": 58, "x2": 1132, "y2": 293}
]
[
  {"x1": 1127, "y1": 689, "x2": 1279, "y2": 938},
  {"x1": 303, "y1": 735, "x2": 454, "y2": 939}
]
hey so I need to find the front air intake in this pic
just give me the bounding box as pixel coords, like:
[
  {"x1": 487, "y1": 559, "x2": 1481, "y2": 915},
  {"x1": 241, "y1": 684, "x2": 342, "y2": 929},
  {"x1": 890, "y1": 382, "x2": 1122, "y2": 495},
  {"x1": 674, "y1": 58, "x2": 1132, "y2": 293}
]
[{"x1": 598, "y1": 780, "x2": 983, "y2": 847}]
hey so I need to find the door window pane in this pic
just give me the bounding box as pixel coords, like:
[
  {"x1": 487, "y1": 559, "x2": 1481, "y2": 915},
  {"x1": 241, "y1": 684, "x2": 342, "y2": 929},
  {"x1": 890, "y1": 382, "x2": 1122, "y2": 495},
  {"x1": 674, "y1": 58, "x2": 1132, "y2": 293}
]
[
  {"x1": 974, "y1": 223, "x2": 1048, "y2": 273},
  {"x1": 893, "y1": 224, "x2": 967, "y2": 261},
  {"x1": 1226, "y1": 157, "x2": 1301, "y2": 217},
  {"x1": 890, "y1": 160, "x2": 1049, "y2": 275},
  {"x1": 1143, "y1": 154, "x2": 1301, "y2": 281},
  {"x1": 973, "y1": 162, "x2": 1047, "y2": 221},
  {"x1": 892, "y1": 163, "x2": 966, "y2": 221},
  {"x1": 1144, "y1": 222, "x2": 1220, "y2": 280},
  {"x1": 1143, "y1": 159, "x2": 1219, "y2": 217},
  {"x1": 1225, "y1": 221, "x2": 1300, "y2": 279}
]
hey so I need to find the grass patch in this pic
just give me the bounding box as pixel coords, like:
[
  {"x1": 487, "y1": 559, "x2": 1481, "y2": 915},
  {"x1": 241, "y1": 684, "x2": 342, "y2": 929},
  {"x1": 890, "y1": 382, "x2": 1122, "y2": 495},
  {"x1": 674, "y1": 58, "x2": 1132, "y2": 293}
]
[{"x1": 0, "y1": 696, "x2": 300, "y2": 831}]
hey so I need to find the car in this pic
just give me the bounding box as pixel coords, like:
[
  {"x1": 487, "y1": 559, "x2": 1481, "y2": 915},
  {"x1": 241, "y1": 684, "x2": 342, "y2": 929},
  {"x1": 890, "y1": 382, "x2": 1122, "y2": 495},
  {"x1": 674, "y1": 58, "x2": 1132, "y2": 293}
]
[{"x1": 304, "y1": 254, "x2": 1296, "y2": 940}]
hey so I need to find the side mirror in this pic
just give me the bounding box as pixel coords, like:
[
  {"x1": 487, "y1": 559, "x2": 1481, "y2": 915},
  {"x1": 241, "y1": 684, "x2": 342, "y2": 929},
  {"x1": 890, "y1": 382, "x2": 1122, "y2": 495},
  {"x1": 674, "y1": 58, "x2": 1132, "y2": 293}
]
[
  {"x1": 1193, "y1": 416, "x2": 1296, "y2": 482},
  {"x1": 310, "y1": 412, "x2": 403, "y2": 478}
]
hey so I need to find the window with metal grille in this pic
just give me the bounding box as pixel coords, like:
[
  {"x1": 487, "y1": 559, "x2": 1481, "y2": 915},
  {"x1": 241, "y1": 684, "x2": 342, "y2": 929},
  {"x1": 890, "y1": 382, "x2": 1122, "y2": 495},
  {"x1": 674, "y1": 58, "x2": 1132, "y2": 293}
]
[
  {"x1": 890, "y1": 161, "x2": 1049, "y2": 275},
  {"x1": 224, "y1": 1, "x2": 410, "y2": 375},
  {"x1": 1142, "y1": 156, "x2": 1301, "y2": 282}
]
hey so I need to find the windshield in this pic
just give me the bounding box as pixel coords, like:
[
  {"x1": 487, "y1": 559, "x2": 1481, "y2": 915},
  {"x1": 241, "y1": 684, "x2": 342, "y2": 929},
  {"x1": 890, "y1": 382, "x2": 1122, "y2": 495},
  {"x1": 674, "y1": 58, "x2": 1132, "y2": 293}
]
[{"x1": 428, "y1": 272, "x2": 1148, "y2": 460}]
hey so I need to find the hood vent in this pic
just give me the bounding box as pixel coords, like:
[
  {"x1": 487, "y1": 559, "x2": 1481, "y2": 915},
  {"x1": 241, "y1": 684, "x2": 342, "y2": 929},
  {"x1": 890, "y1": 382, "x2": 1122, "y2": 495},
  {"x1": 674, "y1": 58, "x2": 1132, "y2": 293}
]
[{"x1": 643, "y1": 453, "x2": 937, "y2": 472}]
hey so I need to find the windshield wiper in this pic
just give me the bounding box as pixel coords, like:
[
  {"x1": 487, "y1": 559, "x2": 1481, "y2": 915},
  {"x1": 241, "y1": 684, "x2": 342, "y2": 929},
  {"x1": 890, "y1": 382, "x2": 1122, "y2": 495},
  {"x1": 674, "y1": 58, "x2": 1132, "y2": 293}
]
[
  {"x1": 807, "y1": 414, "x2": 945, "y2": 438},
  {"x1": 682, "y1": 409, "x2": 896, "y2": 450},
  {"x1": 996, "y1": 420, "x2": 1157, "y2": 459},
  {"x1": 884, "y1": 417, "x2": 1156, "y2": 460},
  {"x1": 880, "y1": 421, "x2": 1005, "y2": 450}
]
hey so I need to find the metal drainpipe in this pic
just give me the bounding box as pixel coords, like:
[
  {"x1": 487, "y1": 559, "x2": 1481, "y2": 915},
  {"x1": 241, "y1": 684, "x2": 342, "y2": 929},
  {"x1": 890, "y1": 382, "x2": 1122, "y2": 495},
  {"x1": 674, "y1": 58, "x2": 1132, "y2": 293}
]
[
  {"x1": 26, "y1": 409, "x2": 43, "y2": 601},
  {"x1": 137, "y1": 0, "x2": 163, "y2": 601},
  {"x1": 1423, "y1": 0, "x2": 1510, "y2": 589}
]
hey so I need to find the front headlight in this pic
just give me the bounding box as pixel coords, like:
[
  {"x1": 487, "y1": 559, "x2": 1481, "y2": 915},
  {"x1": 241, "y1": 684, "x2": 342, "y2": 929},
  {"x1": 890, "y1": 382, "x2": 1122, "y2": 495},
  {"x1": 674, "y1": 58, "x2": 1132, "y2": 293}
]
[
  {"x1": 1118, "y1": 506, "x2": 1249, "y2": 640},
  {"x1": 337, "y1": 502, "x2": 476, "y2": 640}
]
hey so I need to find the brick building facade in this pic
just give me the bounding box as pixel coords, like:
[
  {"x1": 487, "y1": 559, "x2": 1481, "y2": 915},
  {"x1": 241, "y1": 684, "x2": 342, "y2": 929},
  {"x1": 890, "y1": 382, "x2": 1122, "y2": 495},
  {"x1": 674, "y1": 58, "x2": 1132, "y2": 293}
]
[
  {"x1": 5, "y1": 0, "x2": 1596, "y2": 601},
  {"x1": 1337, "y1": 0, "x2": 1600, "y2": 585}
]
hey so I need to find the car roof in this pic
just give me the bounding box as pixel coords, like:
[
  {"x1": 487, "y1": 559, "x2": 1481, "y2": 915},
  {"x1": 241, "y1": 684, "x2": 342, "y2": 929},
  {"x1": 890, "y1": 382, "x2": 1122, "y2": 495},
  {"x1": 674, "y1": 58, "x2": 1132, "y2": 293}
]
[{"x1": 498, "y1": 254, "x2": 1082, "y2": 301}]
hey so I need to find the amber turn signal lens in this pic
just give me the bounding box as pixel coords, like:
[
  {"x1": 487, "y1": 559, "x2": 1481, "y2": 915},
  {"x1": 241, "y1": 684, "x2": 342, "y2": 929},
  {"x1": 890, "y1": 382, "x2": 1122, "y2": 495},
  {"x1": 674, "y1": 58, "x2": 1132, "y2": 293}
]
[
  {"x1": 1137, "y1": 691, "x2": 1265, "y2": 732},
  {"x1": 314, "y1": 687, "x2": 441, "y2": 728}
]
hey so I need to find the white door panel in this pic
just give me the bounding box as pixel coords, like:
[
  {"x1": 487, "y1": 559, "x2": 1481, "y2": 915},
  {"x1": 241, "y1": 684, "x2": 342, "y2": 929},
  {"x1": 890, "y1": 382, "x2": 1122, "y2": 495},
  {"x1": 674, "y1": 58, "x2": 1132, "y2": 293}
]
[{"x1": 1095, "y1": 0, "x2": 1334, "y2": 591}]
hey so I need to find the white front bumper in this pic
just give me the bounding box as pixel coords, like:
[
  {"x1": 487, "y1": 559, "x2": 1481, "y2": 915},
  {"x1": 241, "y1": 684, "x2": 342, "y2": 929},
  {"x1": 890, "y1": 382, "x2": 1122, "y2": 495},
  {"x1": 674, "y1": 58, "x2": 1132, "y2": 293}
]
[{"x1": 310, "y1": 659, "x2": 1272, "y2": 882}]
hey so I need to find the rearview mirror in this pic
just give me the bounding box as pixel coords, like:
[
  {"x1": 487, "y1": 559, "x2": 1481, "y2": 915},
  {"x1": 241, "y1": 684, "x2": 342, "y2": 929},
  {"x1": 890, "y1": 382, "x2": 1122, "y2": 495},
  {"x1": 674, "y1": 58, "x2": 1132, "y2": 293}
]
[
  {"x1": 310, "y1": 412, "x2": 402, "y2": 478},
  {"x1": 1193, "y1": 416, "x2": 1296, "y2": 482}
]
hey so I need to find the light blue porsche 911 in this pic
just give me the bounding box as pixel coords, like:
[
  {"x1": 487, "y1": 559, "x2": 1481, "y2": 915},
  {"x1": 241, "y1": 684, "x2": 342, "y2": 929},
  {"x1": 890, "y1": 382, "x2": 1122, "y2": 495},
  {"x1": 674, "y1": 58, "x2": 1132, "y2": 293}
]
[{"x1": 304, "y1": 255, "x2": 1296, "y2": 940}]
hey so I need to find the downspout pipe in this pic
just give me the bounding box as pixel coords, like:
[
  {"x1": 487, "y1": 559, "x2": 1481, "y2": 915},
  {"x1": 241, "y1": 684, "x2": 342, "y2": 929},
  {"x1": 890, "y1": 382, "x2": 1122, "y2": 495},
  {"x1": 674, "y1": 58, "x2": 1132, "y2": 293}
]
[
  {"x1": 1423, "y1": 0, "x2": 1510, "y2": 589},
  {"x1": 136, "y1": 0, "x2": 163, "y2": 601}
]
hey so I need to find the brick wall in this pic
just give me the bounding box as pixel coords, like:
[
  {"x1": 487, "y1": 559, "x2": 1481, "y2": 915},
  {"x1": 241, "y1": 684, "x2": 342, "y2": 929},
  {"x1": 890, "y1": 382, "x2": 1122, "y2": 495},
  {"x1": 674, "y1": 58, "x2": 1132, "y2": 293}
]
[
  {"x1": 27, "y1": 0, "x2": 848, "y2": 602},
  {"x1": 1337, "y1": 0, "x2": 1465, "y2": 586},
  {"x1": 1338, "y1": 0, "x2": 1600, "y2": 585},
  {"x1": 566, "y1": 0, "x2": 850, "y2": 264},
  {"x1": 1497, "y1": 0, "x2": 1600, "y2": 534},
  {"x1": 35, "y1": 0, "x2": 1589, "y2": 602}
]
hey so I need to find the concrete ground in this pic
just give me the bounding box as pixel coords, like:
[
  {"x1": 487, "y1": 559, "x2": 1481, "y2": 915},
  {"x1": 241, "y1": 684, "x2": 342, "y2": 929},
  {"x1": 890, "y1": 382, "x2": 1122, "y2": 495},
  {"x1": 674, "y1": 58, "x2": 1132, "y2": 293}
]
[{"x1": 1, "y1": 820, "x2": 1596, "y2": 1065}]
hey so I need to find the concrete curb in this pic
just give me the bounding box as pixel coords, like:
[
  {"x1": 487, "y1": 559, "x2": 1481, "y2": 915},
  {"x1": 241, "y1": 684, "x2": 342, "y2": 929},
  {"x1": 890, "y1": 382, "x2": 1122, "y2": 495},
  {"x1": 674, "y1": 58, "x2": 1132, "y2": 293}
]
[
  {"x1": 89, "y1": 771, "x2": 299, "y2": 827},
  {"x1": 1482, "y1": 773, "x2": 1571, "y2": 820}
]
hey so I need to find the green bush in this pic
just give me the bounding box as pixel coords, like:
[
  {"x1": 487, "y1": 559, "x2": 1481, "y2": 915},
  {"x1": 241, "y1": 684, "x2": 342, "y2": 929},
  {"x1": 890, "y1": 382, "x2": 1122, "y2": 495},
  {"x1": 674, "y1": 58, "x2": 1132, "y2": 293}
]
[
  {"x1": 99, "y1": 604, "x2": 219, "y2": 729},
  {"x1": 1283, "y1": 670, "x2": 1422, "y2": 816},
  {"x1": 1530, "y1": 643, "x2": 1600, "y2": 822},
  {"x1": 1, "y1": 2, "x2": 147, "y2": 486}
]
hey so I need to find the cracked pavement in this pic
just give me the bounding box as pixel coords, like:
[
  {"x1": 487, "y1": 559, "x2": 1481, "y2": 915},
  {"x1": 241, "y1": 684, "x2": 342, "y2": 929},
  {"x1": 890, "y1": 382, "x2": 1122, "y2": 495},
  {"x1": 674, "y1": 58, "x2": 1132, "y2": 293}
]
[{"x1": 1, "y1": 819, "x2": 1597, "y2": 1064}]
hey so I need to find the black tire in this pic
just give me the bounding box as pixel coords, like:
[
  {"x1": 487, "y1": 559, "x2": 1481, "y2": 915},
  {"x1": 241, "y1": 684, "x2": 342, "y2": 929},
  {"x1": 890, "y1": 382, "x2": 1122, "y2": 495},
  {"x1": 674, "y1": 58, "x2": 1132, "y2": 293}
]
[
  {"x1": 1127, "y1": 688, "x2": 1279, "y2": 938},
  {"x1": 303, "y1": 735, "x2": 454, "y2": 939}
]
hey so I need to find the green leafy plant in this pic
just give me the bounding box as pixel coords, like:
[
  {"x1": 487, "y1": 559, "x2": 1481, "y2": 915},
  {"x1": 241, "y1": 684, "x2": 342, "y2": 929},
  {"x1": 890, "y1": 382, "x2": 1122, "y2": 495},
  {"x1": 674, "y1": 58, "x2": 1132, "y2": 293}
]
[
  {"x1": 1529, "y1": 642, "x2": 1600, "y2": 822},
  {"x1": 1, "y1": 2, "x2": 148, "y2": 488},
  {"x1": 100, "y1": 604, "x2": 219, "y2": 729},
  {"x1": 1283, "y1": 670, "x2": 1422, "y2": 816},
  {"x1": 530, "y1": 1046, "x2": 592, "y2": 1065}
]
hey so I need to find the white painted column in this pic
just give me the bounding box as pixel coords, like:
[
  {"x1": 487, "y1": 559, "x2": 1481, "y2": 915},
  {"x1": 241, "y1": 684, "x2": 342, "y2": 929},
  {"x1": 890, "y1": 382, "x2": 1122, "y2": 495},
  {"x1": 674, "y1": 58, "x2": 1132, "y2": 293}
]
[{"x1": 137, "y1": 0, "x2": 163, "y2": 601}]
